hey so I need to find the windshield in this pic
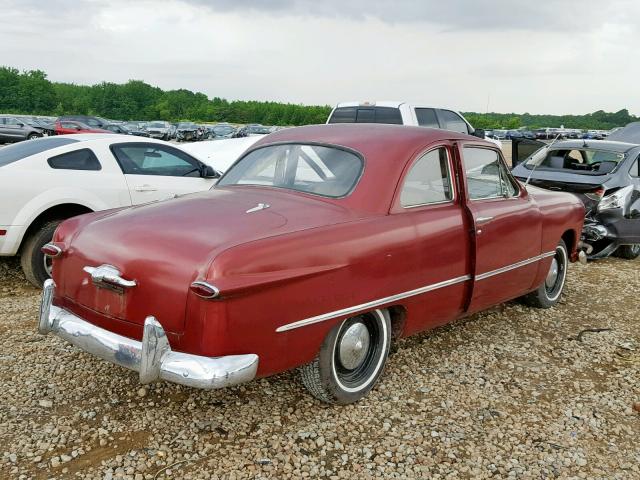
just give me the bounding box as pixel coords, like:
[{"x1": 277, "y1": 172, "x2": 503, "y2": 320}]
[
  {"x1": 217, "y1": 143, "x2": 363, "y2": 198},
  {"x1": 524, "y1": 147, "x2": 625, "y2": 175},
  {"x1": 178, "y1": 122, "x2": 196, "y2": 128},
  {"x1": 0, "y1": 137, "x2": 79, "y2": 167},
  {"x1": 147, "y1": 122, "x2": 166, "y2": 128}
]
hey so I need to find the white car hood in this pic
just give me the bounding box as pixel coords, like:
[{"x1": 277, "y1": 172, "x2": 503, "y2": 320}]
[{"x1": 180, "y1": 136, "x2": 262, "y2": 173}]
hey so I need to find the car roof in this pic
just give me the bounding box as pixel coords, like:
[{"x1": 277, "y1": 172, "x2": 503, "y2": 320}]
[
  {"x1": 334, "y1": 101, "x2": 462, "y2": 111},
  {"x1": 548, "y1": 139, "x2": 638, "y2": 153}
]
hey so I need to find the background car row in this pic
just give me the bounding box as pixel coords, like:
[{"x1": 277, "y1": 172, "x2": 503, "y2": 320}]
[{"x1": 0, "y1": 114, "x2": 281, "y2": 144}]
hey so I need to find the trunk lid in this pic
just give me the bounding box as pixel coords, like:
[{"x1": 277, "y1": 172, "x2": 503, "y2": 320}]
[
  {"x1": 514, "y1": 171, "x2": 606, "y2": 214},
  {"x1": 57, "y1": 187, "x2": 365, "y2": 333}
]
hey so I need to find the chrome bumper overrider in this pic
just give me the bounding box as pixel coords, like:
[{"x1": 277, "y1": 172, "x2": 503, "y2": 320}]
[{"x1": 38, "y1": 280, "x2": 258, "y2": 389}]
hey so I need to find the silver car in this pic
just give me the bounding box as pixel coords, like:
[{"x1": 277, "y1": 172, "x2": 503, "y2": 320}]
[
  {"x1": 0, "y1": 116, "x2": 43, "y2": 143},
  {"x1": 144, "y1": 121, "x2": 172, "y2": 140}
]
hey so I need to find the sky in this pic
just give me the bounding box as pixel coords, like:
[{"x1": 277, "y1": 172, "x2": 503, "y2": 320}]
[{"x1": 1, "y1": 0, "x2": 639, "y2": 115}]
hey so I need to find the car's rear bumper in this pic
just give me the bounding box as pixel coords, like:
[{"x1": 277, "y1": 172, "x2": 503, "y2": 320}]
[{"x1": 38, "y1": 279, "x2": 259, "y2": 389}]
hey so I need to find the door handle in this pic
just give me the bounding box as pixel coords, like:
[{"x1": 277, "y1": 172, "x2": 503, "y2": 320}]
[
  {"x1": 134, "y1": 184, "x2": 157, "y2": 192},
  {"x1": 476, "y1": 216, "x2": 494, "y2": 224}
]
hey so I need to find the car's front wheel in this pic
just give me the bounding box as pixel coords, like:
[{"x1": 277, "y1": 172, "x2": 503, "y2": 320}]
[
  {"x1": 299, "y1": 309, "x2": 391, "y2": 404},
  {"x1": 20, "y1": 221, "x2": 61, "y2": 288},
  {"x1": 27, "y1": 133, "x2": 40, "y2": 140},
  {"x1": 615, "y1": 244, "x2": 640, "y2": 260},
  {"x1": 520, "y1": 239, "x2": 568, "y2": 308}
]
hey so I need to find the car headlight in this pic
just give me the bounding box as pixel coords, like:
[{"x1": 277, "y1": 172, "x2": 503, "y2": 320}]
[{"x1": 597, "y1": 185, "x2": 633, "y2": 211}]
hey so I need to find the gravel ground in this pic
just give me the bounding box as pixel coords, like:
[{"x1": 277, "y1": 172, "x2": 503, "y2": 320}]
[{"x1": 0, "y1": 254, "x2": 639, "y2": 479}]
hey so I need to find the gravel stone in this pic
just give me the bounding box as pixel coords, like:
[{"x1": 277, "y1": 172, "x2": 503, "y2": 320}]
[{"x1": 0, "y1": 256, "x2": 639, "y2": 478}]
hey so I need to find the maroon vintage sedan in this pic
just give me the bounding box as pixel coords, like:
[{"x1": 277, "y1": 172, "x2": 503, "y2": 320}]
[{"x1": 39, "y1": 124, "x2": 585, "y2": 404}]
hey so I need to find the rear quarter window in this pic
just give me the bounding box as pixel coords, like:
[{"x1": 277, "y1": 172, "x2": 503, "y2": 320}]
[{"x1": 47, "y1": 148, "x2": 101, "y2": 171}]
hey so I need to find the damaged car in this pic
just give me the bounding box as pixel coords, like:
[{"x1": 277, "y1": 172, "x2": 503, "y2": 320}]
[{"x1": 512, "y1": 128, "x2": 640, "y2": 260}]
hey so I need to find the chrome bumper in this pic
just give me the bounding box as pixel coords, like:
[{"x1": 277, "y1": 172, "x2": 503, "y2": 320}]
[{"x1": 38, "y1": 280, "x2": 258, "y2": 389}]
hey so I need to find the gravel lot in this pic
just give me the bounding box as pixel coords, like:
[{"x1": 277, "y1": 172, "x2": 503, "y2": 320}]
[{"x1": 0, "y1": 254, "x2": 639, "y2": 479}]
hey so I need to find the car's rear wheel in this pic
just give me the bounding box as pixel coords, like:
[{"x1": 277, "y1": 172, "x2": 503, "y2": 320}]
[
  {"x1": 615, "y1": 244, "x2": 640, "y2": 260},
  {"x1": 27, "y1": 133, "x2": 40, "y2": 140},
  {"x1": 299, "y1": 309, "x2": 391, "y2": 404},
  {"x1": 20, "y1": 221, "x2": 61, "y2": 288},
  {"x1": 520, "y1": 239, "x2": 568, "y2": 309}
]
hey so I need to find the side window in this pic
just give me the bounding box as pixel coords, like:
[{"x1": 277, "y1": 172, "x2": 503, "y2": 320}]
[
  {"x1": 111, "y1": 144, "x2": 201, "y2": 176},
  {"x1": 5, "y1": 117, "x2": 21, "y2": 126},
  {"x1": 47, "y1": 149, "x2": 101, "y2": 171},
  {"x1": 415, "y1": 108, "x2": 439, "y2": 128},
  {"x1": 463, "y1": 147, "x2": 518, "y2": 200},
  {"x1": 438, "y1": 110, "x2": 470, "y2": 134},
  {"x1": 61, "y1": 122, "x2": 78, "y2": 129},
  {"x1": 631, "y1": 158, "x2": 639, "y2": 178},
  {"x1": 328, "y1": 107, "x2": 357, "y2": 124},
  {"x1": 400, "y1": 148, "x2": 453, "y2": 207}
]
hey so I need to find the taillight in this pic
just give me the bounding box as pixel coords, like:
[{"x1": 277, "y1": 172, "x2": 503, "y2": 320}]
[
  {"x1": 190, "y1": 281, "x2": 220, "y2": 299},
  {"x1": 585, "y1": 187, "x2": 605, "y2": 201},
  {"x1": 41, "y1": 243, "x2": 63, "y2": 257}
]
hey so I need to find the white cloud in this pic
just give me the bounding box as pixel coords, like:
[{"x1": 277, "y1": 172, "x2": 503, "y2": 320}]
[{"x1": 1, "y1": 0, "x2": 638, "y2": 115}]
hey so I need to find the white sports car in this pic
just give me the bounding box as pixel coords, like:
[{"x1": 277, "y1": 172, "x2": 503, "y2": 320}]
[{"x1": 0, "y1": 134, "x2": 230, "y2": 287}]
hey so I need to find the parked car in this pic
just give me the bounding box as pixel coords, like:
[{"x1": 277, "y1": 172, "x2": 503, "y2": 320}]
[
  {"x1": 211, "y1": 124, "x2": 237, "y2": 139},
  {"x1": 493, "y1": 129, "x2": 508, "y2": 140},
  {"x1": 326, "y1": 101, "x2": 502, "y2": 148},
  {"x1": 57, "y1": 115, "x2": 110, "y2": 129},
  {"x1": 38, "y1": 124, "x2": 584, "y2": 404},
  {"x1": 506, "y1": 130, "x2": 524, "y2": 140},
  {"x1": 145, "y1": 121, "x2": 172, "y2": 140},
  {"x1": 103, "y1": 124, "x2": 150, "y2": 137},
  {"x1": 176, "y1": 122, "x2": 200, "y2": 141},
  {"x1": 0, "y1": 134, "x2": 220, "y2": 287},
  {"x1": 512, "y1": 131, "x2": 640, "y2": 260},
  {"x1": 0, "y1": 116, "x2": 43, "y2": 143},
  {"x1": 54, "y1": 120, "x2": 112, "y2": 135},
  {"x1": 180, "y1": 136, "x2": 262, "y2": 173}
]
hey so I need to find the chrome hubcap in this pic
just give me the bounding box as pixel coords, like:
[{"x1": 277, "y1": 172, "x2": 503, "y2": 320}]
[
  {"x1": 545, "y1": 258, "x2": 559, "y2": 288},
  {"x1": 339, "y1": 322, "x2": 370, "y2": 370}
]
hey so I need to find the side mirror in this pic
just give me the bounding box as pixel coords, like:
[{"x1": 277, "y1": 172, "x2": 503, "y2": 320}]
[
  {"x1": 17, "y1": 122, "x2": 25, "y2": 127},
  {"x1": 472, "y1": 128, "x2": 485, "y2": 139},
  {"x1": 201, "y1": 165, "x2": 220, "y2": 178}
]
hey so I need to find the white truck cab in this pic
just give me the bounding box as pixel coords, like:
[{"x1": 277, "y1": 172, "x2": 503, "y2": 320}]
[{"x1": 327, "y1": 101, "x2": 501, "y2": 148}]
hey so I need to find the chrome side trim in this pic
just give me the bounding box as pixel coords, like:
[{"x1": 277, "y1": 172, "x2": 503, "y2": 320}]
[
  {"x1": 276, "y1": 251, "x2": 557, "y2": 333},
  {"x1": 475, "y1": 251, "x2": 555, "y2": 281},
  {"x1": 275, "y1": 274, "x2": 471, "y2": 333}
]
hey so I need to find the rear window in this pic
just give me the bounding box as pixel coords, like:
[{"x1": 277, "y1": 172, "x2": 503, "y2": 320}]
[
  {"x1": 524, "y1": 148, "x2": 626, "y2": 175},
  {"x1": 218, "y1": 143, "x2": 363, "y2": 198},
  {"x1": 0, "y1": 137, "x2": 79, "y2": 167},
  {"x1": 328, "y1": 106, "x2": 403, "y2": 125}
]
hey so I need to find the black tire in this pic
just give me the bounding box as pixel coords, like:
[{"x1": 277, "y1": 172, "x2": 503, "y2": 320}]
[
  {"x1": 520, "y1": 239, "x2": 568, "y2": 309},
  {"x1": 299, "y1": 309, "x2": 391, "y2": 404},
  {"x1": 20, "y1": 221, "x2": 61, "y2": 288},
  {"x1": 27, "y1": 133, "x2": 40, "y2": 140},
  {"x1": 614, "y1": 244, "x2": 640, "y2": 260}
]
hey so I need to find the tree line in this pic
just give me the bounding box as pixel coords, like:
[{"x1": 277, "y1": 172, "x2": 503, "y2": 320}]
[{"x1": 0, "y1": 66, "x2": 637, "y2": 129}]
